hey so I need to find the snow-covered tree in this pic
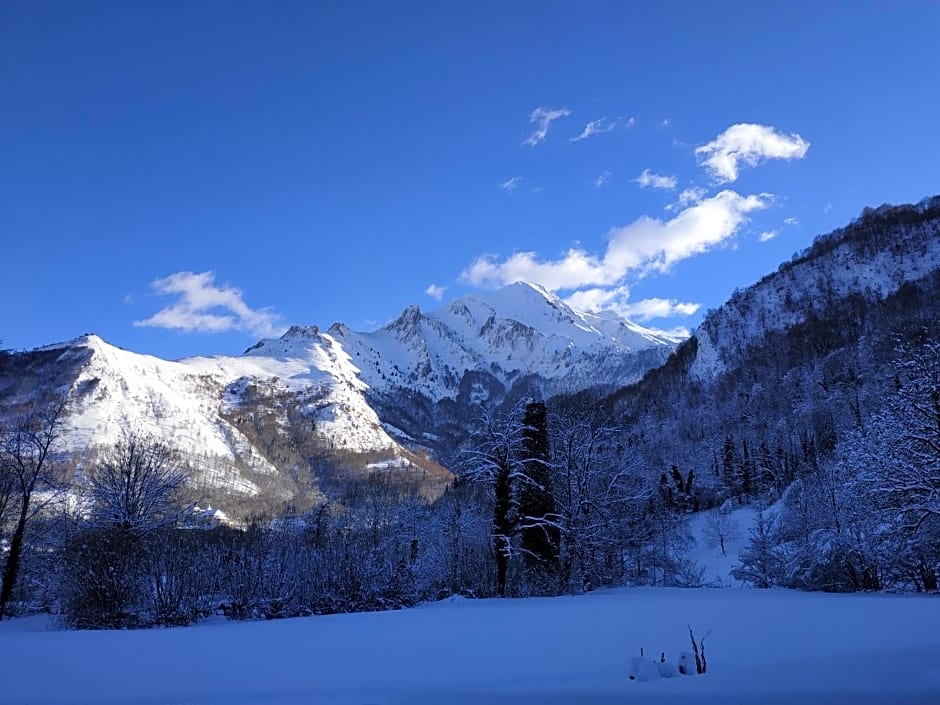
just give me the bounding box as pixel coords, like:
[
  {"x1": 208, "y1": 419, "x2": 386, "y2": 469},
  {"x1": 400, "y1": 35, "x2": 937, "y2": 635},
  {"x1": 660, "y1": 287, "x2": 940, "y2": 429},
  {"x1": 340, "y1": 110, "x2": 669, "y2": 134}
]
[
  {"x1": 732, "y1": 511, "x2": 782, "y2": 588},
  {"x1": 0, "y1": 397, "x2": 67, "y2": 619},
  {"x1": 460, "y1": 399, "x2": 569, "y2": 596},
  {"x1": 86, "y1": 431, "x2": 189, "y2": 533},
  {"x1": 547, "y1": 399, "x2": 652, "y2": 590},
  {"x1": 703, "y1": 508, "x2": 740, "y2": 557},
  {"x1": 460, "y1": 401, "x2": 528, "y2": 596},
  {"x1": 518, "y1": 400, "x2": 559, "y2": 578}
]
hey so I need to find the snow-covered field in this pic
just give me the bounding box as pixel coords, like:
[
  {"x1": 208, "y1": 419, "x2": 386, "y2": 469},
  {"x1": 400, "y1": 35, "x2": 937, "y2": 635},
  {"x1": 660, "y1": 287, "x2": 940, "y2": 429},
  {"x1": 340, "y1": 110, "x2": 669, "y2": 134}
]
[{"x1": 1, "y1": 587, "x2": 938, "y2": 705}]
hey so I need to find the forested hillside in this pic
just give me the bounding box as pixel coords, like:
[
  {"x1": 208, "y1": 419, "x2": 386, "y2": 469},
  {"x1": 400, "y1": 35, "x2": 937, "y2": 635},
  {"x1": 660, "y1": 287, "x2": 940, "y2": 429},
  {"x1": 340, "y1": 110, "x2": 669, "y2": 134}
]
[{"x1": 606, "y1": 197, "x2": 940, "y2": 591}]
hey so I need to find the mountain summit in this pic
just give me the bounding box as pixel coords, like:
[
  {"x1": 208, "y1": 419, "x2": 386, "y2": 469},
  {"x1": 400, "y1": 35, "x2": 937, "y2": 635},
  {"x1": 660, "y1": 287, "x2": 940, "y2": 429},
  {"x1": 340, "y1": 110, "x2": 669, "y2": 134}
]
[{"x1": 323, "y1": 281, "x2": 678, "y2": 403}]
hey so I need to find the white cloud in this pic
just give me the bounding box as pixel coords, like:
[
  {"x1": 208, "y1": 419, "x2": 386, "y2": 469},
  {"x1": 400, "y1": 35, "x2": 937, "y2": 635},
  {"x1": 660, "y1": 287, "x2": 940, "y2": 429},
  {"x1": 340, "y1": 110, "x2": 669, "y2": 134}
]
[
  {"x1": 570, "y1": 117, "x2": 615, "y2": 142},
  {"x1": 783, "y1": 216, "x2": 800, "y2": 226},
  {"x1": 500, "y1": 176, "x2": 522, "y2": 193},
  {"x1": 758, "y1": 230, "x2": 778, "y2": 242},
  {"x1": 625, "y1": 117, "x2": 637, "y2": 128},
  {"x1": 634, "y1": 169, "x2": 678, "y2": 190},
  {"x1": 695, "y1": 123, "x2": 810, "y2": 183},
  {"x1": 621, "y1": 297, "x2": 701, "y2": 320},
  {"x1": 564, "y1": 287, "x2": 699, "y2": 322},
  {"x1": 593, "y1": 171, "x2": 611, "y2": 189},
  {"x1": 425, "y1": 284, "x2": 447, "y2": 301},
  {"x1": 564, "y1": 285, "x2": 632, "y2": 313},
  {"x1": 824, "y1": 203, "x2": 832, "y2": 214},
  {"x1": 523, "y1": 107, "x2": 571, "y2": 146},
  {"x1": 662, "y1": 118, "x2": 671, "y2": 127},
  {"x1": 647, "y1": 325, "x2": 691, "y2": 339},
  {"x1": 667, "y1": 186, "x2": 708, "y2": 211},
  {"x1": 134, "y1": 271, "x2": 285, "y2": 338},
  {"x1": 461, "y1": 189, "x2": 770, "y2": 290}
]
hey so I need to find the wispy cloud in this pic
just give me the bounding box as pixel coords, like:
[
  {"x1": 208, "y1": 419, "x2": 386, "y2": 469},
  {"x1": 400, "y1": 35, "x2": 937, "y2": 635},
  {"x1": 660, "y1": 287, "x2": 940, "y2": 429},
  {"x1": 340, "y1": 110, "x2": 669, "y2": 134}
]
[
  {"x1": 134, "y1": 271, "x2": 284, "y2": 338},
  {"x1": 564, "y1": 287, "x2": 700, "y2": 321},
  {"x1": 523, "y1": 106, "x2": 571, "y2": 146},
  {"x1": 649, "y1": 325, "x2": 691, "y2": 339},
  {"x1": 461, "y1": 189, "x2": 769, "y2": 291},
  {"x1": 593, "y1": 171, "x2": 611, "y2": 189},
  {"x1": 624, "y1": 117, "x2": 637, "y2": 128},
  {"x1": 758, "y1": 230, "x2": 778, "y2": 242},
  {"x1": 695, "y1": 123, "x2": 810, "y2": 183},
  {"x1": 824, "y1": 203, "x2": 832, "y2": 214},
  {"x1": 662, "y1": 118, "x2": 671, "y2": 127},
  {"x1": 570, "y1": 117, "x2": 615, "y2": 142},
  {"x1": 500, "y1": 176, "x2": 522, "y2": 193},
  {"x1": 621, "y1": 297, "x2": 701, "y2": 320},
  {"x1": 633, "y1": 169, "x2": 677, "y2": 190},
  {"x1": 563, "y1": 285, "x2": 632, "y2": 314},
  {"x1": 667, "y1": 186, "x2": 708, "y2": 211},
  {"x1": 783, "y1": 216, "x2": 800, "y2": 226},
  {"x1": 424, "y1": 283, "x2": 447, "y2": 301}
]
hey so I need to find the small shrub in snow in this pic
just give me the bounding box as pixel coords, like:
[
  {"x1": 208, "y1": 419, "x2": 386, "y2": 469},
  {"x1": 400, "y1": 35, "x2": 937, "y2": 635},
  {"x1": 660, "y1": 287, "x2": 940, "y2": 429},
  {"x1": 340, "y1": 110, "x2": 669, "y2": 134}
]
[{"x1": 629, "y1": 630, "x2": 708, "y2": 683}]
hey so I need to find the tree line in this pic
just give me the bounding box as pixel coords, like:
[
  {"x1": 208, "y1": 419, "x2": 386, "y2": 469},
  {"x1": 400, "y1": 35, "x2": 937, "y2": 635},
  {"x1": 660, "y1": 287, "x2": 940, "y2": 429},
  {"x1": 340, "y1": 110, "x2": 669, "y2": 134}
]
[{"x1": 0, "y1": 395, "x2": 696, "y2": 628}]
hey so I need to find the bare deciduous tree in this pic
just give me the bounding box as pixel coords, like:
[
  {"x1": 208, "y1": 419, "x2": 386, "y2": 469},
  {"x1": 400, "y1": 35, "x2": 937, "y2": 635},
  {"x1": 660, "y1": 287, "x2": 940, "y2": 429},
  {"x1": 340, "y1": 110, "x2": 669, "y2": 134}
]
[
  {"x1": 0, "y1": 397, "x2": 67, "y2": 619},
  {"x1": 87, "y1": 431, "x2": 189, "y2": 533},
  {"x1": 703, "y1": 509, "x2": 740, "y2": 557}
]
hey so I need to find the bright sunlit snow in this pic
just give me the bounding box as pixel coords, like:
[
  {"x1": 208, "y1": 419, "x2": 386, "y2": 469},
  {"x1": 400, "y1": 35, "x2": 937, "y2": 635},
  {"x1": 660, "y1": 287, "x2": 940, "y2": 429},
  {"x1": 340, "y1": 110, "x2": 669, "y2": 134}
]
[{"x1": 1, "y1": 588, "x2": 937, "y2": 705}]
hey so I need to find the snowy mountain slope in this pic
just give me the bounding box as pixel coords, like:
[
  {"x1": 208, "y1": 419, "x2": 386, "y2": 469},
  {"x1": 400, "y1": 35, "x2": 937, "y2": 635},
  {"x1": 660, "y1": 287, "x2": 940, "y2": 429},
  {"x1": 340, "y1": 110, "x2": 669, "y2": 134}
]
[
  {"x1": 691, "y1": 195, "x2": 940, "y2": 379},
  {"x1": 324, "y1": 281, "x2": 678, "y2": 403},
  {"x1": 0, "y1": 332, "x2": 401, "y2": 501},
  {"x1": 194, "y1": 325, "x2": 395, "y2": 455}
]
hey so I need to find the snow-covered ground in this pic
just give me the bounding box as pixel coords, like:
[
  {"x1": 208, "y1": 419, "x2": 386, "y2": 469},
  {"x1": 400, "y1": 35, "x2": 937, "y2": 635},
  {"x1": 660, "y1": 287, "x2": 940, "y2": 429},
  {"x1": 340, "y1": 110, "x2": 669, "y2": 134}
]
[
  {"x1": 1, "y1": 587, "x2": 937, "y2": 705},
  {"x1": 687, "y1": 504, "x2": 759, "y2": 586}
]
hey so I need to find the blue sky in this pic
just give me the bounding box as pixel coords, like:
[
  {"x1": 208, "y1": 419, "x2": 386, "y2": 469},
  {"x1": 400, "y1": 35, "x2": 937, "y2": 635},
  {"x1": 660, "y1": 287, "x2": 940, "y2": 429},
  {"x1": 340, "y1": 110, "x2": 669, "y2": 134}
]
[{"x1": 2, "y1": 1, "x2": 938, "y2": 359}]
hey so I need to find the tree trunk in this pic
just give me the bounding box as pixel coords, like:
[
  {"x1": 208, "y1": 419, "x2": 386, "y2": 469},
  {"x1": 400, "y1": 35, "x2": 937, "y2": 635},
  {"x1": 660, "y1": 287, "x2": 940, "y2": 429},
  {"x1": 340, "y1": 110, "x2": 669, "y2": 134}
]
[
  {"x1": 0, "y1": 498, "x2": 30, "y2": 620},
  {"x1": 495, "y1": 535, "x2": 509, "y2": 597}
]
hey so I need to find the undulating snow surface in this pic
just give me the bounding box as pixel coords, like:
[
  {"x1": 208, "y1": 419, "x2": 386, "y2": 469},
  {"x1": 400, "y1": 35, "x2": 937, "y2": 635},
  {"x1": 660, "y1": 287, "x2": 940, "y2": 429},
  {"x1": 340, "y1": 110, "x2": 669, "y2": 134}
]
[{"x1": 1, "y1": 588, "x2": 937, "y2": 705}]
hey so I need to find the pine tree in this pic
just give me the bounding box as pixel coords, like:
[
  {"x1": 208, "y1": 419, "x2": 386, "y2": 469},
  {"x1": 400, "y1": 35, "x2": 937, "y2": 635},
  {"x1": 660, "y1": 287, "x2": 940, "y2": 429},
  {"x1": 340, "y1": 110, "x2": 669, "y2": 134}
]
[
  {"x1": 722, "y1": 436, "x2": 740, "y2": 496},
  {"x1": 741, "y1": 438, "x2": 754, "y2": 498},
  {"x1": 518, "y1": 401, "x2": 559, "y2": 575},
  {"x1": 732, "y1": 512, "x2": 781, "y2": 588}
]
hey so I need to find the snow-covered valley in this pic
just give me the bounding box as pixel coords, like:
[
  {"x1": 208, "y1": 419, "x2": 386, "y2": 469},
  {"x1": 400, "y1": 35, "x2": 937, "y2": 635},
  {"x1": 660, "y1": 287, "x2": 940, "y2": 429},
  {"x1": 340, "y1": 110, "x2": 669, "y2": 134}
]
[{"x1": 1, "y1": 587, "x2": 937, "y2": 705}]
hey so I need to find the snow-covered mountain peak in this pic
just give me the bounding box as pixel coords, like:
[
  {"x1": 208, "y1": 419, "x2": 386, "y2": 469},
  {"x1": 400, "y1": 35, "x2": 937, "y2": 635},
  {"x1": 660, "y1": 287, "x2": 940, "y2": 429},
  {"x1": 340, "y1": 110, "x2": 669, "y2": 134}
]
[
  {"x1": 282, "y1": 324, "x2": 321, "y2": 339},
  {"x1": 321, "y1": 281, "x2": 678, "y2": 404},
  {"x1": 478, "y1": 280, "x2": 564, "y2": 311},
  {"x1": 243, "y1": 324, "x2": 332, "y2": 361},
  {"x1": 435, "y1": 281, "x2": 681, "y2": 352},
  {"x1": 387, "y1": 304, "x2": 425, "y2": 335},
  {"x1": 38, "y1": 332, "x2": 113, "y2": 355}
]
